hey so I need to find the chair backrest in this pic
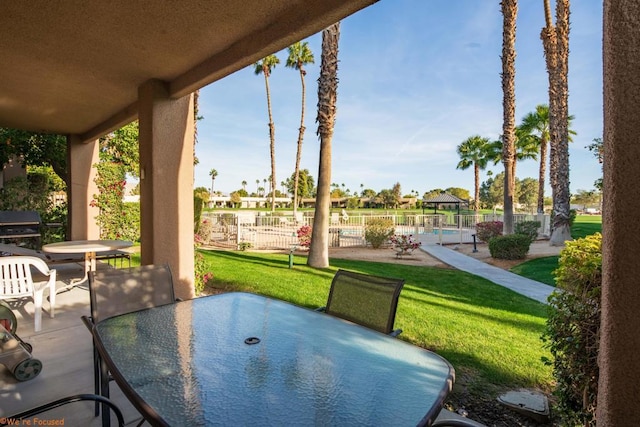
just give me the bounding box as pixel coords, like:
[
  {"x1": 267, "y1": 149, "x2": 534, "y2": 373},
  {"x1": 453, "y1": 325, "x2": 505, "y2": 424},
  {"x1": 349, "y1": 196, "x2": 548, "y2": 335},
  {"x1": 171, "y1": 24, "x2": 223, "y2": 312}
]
[
  {"x1": 0, "y1": 256, "x2": 50, "y2": 298},
  {"x1": 325, "y1": 269, "x2": 405, "y2": 334},
  {"x1": 88, "y1": 264, "x2": 176, "y2": 323}
]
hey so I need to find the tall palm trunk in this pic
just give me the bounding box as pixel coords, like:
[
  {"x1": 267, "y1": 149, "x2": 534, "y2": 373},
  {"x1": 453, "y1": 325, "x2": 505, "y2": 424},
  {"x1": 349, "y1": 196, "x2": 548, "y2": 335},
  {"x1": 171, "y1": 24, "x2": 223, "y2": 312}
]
[
  {"x1": 537, "y1": 134, "x2": 548, "y2": 213},
  {"x1": 263, "y1": 73, "x2": 277, "y2": 213},
  {"x1": 542, "y1": 0, "x2": 559, "y2": 198},
  {"x1": 543, "y1": 0, "x2": 572, "y2": 245},
  {"x1": 474, "y1": 163, "x2": 481, "y2": 212},
  {"x1": 308, "y1": 23, "x2": 340, "y2": 268},
  {"x1": 293, "y1": 67, "x2": 307, "y2": 216},
  {"x1": 501, "y1": 0, "x2": 518, "y2": 234}
]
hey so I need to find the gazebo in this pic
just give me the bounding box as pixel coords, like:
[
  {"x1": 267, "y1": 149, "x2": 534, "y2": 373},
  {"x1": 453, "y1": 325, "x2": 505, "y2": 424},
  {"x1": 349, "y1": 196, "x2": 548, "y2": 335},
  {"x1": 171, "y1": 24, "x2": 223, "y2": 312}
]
[{"x1": 422, "y1": 193, "x2": 469, "y2": 215}]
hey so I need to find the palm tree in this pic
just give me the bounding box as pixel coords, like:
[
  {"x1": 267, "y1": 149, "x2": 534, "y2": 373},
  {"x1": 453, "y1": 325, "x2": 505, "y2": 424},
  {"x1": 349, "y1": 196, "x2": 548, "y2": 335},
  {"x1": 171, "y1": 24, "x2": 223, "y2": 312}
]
[
  {"x1": 456, "y1": 136, "x2": 491, "y2": 212},
  {"x1": 486, "y1": 130, "x2": 538, "y2": 187},
  {"x1": 520, "y1": 105, "x2": 550, "y2": 214},
  {"x1": 242, "y1": 180, "x2": 247, "y2": 191},
  {"x1": 256, "y1": 179, "x2": 260, "y2": 194},
  {"x1": 308, "y1": 23, "x2": 340, "y2": 268},
  {"x1": 501, "y1": 0, "x2": 518, "y2": 234},
  {"x1": 286, "y1": 41, "x2": 314, "y2": 217},
  {"x1": 254, "y1": 54, "x2": 280, "y2": 212},
  {"x1": 541, "y1": 0, "x2": 572, "y2": 245},
  {"x1": 519, "y1": 104, "x2": 576, "y2": 214},
  {"x1": 209, "y1": 168, "x2": 218, "y2": 194}
]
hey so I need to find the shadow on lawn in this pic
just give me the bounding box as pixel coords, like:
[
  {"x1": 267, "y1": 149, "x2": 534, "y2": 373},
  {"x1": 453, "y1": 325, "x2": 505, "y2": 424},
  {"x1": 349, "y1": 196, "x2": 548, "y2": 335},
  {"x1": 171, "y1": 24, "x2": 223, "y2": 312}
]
[
  {"x1": 329, "y1": 258, "x2": 548, "y2": 316},
  {"x1": 207, "y1": 250, "x2": 548, "y2": 317},
  {"x1": 204, "y1": 249, "x2": 337, "y2": 289}
]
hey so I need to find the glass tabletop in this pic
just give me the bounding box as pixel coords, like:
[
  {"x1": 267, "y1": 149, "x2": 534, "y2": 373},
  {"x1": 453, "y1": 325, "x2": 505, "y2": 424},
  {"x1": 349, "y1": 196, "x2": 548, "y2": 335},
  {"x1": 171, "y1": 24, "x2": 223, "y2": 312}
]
[{"x1": 95, "y1": 292, "x2": 455, "y2": 426}]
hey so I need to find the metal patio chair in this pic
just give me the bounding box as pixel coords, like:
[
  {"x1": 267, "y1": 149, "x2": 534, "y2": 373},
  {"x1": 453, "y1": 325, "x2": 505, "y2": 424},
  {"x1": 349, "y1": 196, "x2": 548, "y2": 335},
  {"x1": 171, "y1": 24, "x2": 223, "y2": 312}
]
[
  {"x1": 81, "y1": 264, "x2": 177, "y2": 425},
  {"x1": 317, "y1": 269, "x2": 405, "y2": 337},
  {"x1": 2, "y1": 394, "x2": 125, "y2": 427}
]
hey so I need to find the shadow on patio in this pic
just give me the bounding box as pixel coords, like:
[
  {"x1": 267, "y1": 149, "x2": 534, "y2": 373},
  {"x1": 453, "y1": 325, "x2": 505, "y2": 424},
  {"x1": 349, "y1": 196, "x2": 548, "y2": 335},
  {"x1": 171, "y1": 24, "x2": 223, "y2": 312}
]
[{"x1": 0, "y1": 262, "x2": 144, "y2": 426}]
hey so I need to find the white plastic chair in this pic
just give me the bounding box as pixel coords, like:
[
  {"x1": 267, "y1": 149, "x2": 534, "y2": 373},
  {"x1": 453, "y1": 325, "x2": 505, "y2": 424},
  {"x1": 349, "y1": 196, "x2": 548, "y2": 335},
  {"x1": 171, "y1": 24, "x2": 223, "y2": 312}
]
[{"x1": 0, "y1": 256, "x2": 56, "y2": 332}]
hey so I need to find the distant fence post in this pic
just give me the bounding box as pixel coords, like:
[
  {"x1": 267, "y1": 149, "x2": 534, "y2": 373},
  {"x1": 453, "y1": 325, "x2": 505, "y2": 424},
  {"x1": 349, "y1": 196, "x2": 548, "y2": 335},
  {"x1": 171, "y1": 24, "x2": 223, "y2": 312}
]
[{"x1": 235, "y1": 214, "x2": 240, "y2": 248}]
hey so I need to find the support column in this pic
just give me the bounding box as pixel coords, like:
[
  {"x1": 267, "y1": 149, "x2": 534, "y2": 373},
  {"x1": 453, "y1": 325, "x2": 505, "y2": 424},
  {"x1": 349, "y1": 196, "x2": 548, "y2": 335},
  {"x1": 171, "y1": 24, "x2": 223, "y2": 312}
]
[
  {"x1": 68, "y1": 135, "x2": 100, "y2": 240},
  {"x1": 138, "y1": 80, "x2": 195, "y2": 300},
  {"x1": 599, "y1": 1, "x2": 640, "y2": 424}
]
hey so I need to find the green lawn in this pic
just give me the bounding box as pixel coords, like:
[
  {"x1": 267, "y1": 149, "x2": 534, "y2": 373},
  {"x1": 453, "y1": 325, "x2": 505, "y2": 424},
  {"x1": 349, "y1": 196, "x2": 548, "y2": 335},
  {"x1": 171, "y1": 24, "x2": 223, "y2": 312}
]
[
  {"x1": 202, "y1": 250, "x2": 552, "y2": 394},
  {"x1": 572, "y1": 214, "x2": 602, "y2": 239},
  {"x1": 510, "y1": 256, "x2": 558, "y2": 286}
]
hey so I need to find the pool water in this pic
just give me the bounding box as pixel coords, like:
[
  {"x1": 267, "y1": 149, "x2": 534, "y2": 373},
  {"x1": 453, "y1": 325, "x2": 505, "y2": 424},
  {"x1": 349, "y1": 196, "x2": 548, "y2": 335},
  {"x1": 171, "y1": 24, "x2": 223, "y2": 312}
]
[{"x1": 429, "y1": 229, "x2": 459, "y2": 235}]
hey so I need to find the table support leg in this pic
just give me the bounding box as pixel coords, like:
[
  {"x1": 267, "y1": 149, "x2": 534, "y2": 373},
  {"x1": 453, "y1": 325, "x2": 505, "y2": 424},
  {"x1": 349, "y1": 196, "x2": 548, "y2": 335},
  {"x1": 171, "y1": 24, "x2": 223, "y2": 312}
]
[{"x1": 54, "y1": 252, "x2": 95, "y2": 294}]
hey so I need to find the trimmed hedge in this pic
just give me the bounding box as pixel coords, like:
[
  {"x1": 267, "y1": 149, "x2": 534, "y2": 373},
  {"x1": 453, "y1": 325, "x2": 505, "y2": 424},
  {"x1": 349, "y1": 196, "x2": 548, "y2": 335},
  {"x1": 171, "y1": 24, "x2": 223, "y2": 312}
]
[
  {"x1": 488, "y1": 234, "x2": 531, "y2": 260},
  {"x1": 514, "y1": 220, "x2": 541, "y2": 243}
]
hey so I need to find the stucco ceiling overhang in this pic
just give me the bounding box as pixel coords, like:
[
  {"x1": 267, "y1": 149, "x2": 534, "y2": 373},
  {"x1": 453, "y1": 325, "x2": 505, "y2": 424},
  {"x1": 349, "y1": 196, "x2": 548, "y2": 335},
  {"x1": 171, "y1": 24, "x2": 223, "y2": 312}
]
[{"x1": 0, "y1": 0, "x2": 376, "y2": 141}]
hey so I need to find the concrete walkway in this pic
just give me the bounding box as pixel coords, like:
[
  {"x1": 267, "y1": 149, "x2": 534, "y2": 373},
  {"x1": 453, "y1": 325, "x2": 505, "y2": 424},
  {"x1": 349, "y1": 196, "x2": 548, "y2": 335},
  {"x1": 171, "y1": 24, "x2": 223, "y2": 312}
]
[{"x1": 420, "y1": 243, "x2": 556, "y2": 304}]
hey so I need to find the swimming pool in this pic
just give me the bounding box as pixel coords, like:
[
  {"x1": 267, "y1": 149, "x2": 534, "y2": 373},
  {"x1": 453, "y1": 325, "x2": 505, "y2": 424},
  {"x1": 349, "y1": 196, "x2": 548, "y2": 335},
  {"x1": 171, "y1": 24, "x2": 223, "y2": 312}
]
[{"x1": 427, "y1": 229, "x2": 459, "y2": 235}]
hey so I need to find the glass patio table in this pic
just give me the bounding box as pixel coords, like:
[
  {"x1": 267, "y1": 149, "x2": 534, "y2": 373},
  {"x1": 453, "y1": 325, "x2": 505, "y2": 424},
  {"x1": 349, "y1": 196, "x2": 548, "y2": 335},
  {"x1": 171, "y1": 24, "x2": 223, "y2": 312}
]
[{"x1": 93, "y1": 292, "x2": 455, "y2": 426}]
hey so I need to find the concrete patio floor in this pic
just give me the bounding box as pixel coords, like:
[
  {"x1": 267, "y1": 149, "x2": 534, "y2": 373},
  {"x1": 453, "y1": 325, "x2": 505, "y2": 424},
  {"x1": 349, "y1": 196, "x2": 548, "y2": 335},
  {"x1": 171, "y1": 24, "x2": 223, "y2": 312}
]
[{"x1": 0, "y1": 262, "x2": 144, "y2": 426}]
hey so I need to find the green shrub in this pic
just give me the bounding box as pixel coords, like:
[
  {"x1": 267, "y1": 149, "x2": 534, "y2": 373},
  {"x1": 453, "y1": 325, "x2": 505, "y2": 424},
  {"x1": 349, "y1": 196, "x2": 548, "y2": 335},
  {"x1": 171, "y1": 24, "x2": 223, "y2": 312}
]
[
  {"x1": 93, "y1": 161, "x2": 141, "y2": 242},
  {"x1": 514, "y1": 220, "x2": 541, "y2": 243},
  {"x1": 0, "y1": 174, "x2": 66, "y2": 246},
  {"x1": 194, "y1": 250, "x2": 213, "y2": 296},
  {"x1": 119, "y1": 202, "x2": 140, "y2": 242},
  {"x1": 41, "y1": 202, "x2": 68, "y2": 244},
  {"x1": 364, "y1": 218, "x2": 394, "y2": 248},
  {"x1": 238, "y1": 242, "x2": 253, "y2": 251},
  {"x1": 569, "y1": 209, "x2": 577, "y2": 226},
  {"x1": 488, "y1": 234, "x2": 531, "y2": 260},
  {"x1": 476, "y1": 221, "x2": 503, "y2": 243},
  {"x1": 542, "y1": 233, "x2": 602, "y2": 426},
  {"x1": 194, "y1": 195, "x2": 204, "y2": 233}
]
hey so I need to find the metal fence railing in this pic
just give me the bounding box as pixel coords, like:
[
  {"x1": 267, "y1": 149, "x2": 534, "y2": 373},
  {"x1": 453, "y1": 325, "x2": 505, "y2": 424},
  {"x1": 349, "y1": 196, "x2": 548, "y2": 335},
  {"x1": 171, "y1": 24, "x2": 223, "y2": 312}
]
[{"x1": 201, "y1": 212, "x2": 551, "y2": 250}]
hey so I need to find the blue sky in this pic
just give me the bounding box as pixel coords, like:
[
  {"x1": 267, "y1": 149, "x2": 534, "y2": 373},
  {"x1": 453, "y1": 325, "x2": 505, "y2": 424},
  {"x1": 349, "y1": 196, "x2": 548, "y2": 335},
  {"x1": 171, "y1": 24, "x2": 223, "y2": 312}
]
[{"x1": 194, "y1": 1, "x2": 602, "y2": 198}]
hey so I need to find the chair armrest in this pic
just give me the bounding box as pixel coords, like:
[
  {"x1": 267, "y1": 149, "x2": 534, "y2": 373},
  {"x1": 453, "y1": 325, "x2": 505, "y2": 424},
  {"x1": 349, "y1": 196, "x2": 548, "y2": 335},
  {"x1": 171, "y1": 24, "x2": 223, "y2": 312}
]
[{"x1": 5, "y1": 394, "x2": 125, "y2": 427}]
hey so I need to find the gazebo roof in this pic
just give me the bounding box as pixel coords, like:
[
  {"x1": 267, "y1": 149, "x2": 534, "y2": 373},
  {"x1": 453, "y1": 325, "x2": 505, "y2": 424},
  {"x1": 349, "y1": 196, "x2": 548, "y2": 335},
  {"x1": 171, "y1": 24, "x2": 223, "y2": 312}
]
[{"x1": 423, "y1": 193, "x2": 467, "y2": 204}]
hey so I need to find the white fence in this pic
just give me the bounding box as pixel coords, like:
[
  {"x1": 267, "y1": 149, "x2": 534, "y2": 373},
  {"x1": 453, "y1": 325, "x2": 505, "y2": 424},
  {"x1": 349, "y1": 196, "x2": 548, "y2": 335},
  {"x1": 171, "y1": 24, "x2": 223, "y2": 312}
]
[{"x1": 201, "y1": 212, "x2": 551, "y2": 250}]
